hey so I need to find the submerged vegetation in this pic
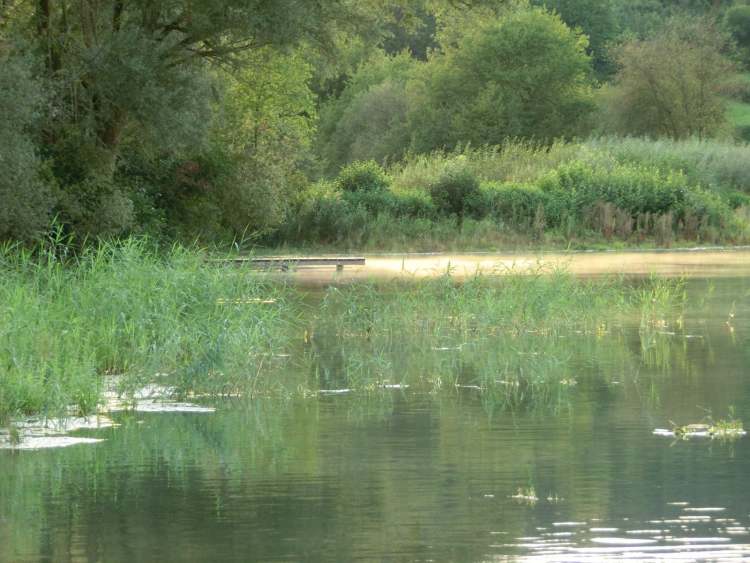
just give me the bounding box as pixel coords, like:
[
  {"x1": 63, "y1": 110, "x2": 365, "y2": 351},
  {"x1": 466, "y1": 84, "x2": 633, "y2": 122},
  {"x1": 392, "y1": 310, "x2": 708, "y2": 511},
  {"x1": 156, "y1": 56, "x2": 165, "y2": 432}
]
[{"x1": 0, "y1": 239, "x2": 687, "y2": 421}]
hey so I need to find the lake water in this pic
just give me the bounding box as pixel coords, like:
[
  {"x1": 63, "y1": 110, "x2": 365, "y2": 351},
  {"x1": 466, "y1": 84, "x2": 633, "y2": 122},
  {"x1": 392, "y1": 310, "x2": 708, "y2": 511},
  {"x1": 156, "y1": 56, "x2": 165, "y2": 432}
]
[{"x1": 1, "y1": 276, "x2": 749, "y2": 562}]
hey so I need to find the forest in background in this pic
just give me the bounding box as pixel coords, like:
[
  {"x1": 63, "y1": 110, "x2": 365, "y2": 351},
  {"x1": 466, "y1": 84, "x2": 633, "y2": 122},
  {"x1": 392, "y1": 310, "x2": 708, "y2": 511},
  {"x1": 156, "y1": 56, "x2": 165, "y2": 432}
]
[{"x1": 2, "y1": 0, "x2": 750, "y2": 249}]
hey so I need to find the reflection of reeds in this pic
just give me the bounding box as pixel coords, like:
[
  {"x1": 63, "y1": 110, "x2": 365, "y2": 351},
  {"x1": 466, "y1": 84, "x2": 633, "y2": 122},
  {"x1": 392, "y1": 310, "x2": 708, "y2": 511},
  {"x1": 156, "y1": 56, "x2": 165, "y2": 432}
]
[{"x1": 305, "y1": 271, "x2": 685, "y2": 412}]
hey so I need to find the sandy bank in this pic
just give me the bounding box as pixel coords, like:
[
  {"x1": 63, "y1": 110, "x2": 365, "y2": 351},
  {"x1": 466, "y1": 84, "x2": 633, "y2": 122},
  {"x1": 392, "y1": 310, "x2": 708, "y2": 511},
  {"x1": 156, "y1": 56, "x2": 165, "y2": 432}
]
[{"x1": 252, "y1": 247, "x2": 750, "y2": 284}]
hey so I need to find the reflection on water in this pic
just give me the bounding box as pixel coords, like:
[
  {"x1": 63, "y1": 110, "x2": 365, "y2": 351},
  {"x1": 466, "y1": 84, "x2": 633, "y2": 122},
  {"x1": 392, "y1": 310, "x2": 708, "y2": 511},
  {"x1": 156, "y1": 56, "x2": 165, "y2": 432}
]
[{"x1": 0, "y1": 277, "x2": 748, "y2": 562}]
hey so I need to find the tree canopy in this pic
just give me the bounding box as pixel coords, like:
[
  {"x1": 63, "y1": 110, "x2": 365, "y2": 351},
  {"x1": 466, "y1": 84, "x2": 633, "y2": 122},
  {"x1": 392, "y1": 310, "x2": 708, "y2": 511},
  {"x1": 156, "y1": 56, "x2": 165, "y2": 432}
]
[{"x1": 0, "y1": 0, "x2": 746, "y2": 242}]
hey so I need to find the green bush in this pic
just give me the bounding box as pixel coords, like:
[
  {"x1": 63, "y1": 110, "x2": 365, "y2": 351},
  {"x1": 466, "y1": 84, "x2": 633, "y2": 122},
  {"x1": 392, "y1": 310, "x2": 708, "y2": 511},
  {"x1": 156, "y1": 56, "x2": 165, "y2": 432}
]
[
  {"x1": 428, "y1": 165, "x2": 481, "y2": 219},
  {"x1": 344, "y1": 188, "x2": 438, "y2": 219},
  {"x1": 726, "y1": 191, "x2": 750, "y2": 210},
  {"x1": 342, "y1": 189, "x2": 397, "y2": 214},
  {"x1": 292, "y1": 183, "x2": 351, "y2": 243},
  {"x1": 539, "y1": 161, "x2": 691, "y2": 224},
  {"x1": 537, "y1": 160, "x2": 738, "y2": 238},
  {"x1": 336, "y1": 160, "x2": 390, "y2": 193},
  {"x1": 681, "y1": 190, "x2": 733, "y2": 229},
  {"x1": 390, "y1": 189, "x2": 438, "y2": 219},
  {"x1": 58, "y1": 176, "x2": 136, "y2": 237},
  {"x1": 479, "y1": 182, "x2": 550, "y2": 227}
]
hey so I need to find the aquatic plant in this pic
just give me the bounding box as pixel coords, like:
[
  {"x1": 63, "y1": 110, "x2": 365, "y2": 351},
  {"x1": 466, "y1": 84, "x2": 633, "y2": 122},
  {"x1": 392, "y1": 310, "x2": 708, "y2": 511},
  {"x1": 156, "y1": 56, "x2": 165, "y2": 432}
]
[{"x1": 661, "y1": 408, "x2": 746, "y2": 441}]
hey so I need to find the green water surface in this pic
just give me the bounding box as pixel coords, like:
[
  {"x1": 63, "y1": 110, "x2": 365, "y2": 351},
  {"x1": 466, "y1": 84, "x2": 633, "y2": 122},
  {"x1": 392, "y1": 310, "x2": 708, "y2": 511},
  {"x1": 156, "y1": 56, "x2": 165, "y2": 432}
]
[{"x1": 1, "y1": 277, "x2": 749, "y2": 562}]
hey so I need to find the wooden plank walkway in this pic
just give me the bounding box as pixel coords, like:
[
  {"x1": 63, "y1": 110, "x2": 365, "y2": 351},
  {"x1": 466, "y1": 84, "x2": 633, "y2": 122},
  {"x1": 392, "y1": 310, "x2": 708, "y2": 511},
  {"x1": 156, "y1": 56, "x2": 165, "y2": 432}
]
[{"x1": 218, "y1": 256, "x2": 365, "y2": 272}]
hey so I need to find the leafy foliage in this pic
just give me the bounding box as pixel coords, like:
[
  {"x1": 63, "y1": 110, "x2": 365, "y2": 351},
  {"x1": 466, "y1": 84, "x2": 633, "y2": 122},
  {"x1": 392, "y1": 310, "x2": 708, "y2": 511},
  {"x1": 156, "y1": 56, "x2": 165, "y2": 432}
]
[
  {"x1": 0, "y1": 52, "x2": 53, "y2": 241},
  {"x1": 408, "y1": 8, "x2": 595, "y2": 152},
  {"x1": 336, "y1": 161, "x2": 390, "y2": 193},
  {"x1": 427, "y1": 163, "x2": 481, "y2": 220},
  {"x1": 601, "y1": 16, "x2": 736, "y2": 139}
]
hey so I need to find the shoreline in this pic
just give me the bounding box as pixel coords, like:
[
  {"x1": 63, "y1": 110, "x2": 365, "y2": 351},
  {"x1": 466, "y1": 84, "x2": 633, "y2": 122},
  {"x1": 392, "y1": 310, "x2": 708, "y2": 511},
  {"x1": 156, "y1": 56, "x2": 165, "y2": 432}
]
[{"x1": 244, "y1": 247, "x2": 750, "y2": 283}]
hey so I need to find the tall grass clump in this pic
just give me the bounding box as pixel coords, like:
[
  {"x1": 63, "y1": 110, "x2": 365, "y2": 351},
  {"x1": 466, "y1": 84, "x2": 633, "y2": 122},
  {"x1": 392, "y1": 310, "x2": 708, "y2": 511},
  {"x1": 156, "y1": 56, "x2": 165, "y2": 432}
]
[
  {"x1": 586, "y1": 137, "x2": 750, "y2": 194},
  {"x1": 389, "y1": 141, "x2": 578, "y2": 191},
  {"x1": 0, "y1": 237, "x2": 298, "y2": 421}
]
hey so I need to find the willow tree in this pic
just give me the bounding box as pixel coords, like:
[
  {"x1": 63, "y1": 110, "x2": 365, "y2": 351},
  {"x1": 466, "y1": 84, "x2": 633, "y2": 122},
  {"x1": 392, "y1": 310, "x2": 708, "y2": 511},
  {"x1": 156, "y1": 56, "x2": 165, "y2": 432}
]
[
  {"x1": 0, "y1": 0, "x2": 505, "y2": 238},
  {"x1": 601, "y1": 16, "x2": 735, "y2": 139}
]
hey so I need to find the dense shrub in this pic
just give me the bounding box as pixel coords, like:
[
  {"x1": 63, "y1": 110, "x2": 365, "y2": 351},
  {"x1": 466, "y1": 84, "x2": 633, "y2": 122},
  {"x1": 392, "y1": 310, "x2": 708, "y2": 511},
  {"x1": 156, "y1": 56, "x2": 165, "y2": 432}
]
[
  {"x1": 538, "y1": 160, "x2": 737, "y2": 237},
  {"x1": 539, "y1": 161, "x2": 690, "y2": 224},
  {"x1": 479, "y1": 182, "x2": 550, "y2": 228},
  {"x1": 680, "y1": 190, "x2": 734, "y2": 229},
  {"x1": 428, "y1": 165, "x2": 481, "y2": 220},
  {"x1": 58, "y1": 176, "x2": 136, "y2": 237},
  {"x1": 343, "y1": 189, "x2": 397, "y2": 214},
  {"x1": 726, "y1": 191, "x2": 750, "y2": 210},
  {"x1": 281, "y1": 141, "x2": 749, "y2": 249},
  {"x1": 336, "y1": 161, "x2": 390, "y2": 193},
  {"x1": 390, "y1": 189, "x2": 438, "y2": 219},
  {"x1": 288, "y1": 183, "x2": 353, "y2": 243}
]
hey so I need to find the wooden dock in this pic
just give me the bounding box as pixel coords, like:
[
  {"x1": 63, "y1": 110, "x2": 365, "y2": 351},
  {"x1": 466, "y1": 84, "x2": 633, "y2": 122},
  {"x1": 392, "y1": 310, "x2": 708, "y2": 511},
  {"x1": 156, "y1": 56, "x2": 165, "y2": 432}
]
[{"x1": 219, "y1": 256, "x2": 366, "y2": 272}]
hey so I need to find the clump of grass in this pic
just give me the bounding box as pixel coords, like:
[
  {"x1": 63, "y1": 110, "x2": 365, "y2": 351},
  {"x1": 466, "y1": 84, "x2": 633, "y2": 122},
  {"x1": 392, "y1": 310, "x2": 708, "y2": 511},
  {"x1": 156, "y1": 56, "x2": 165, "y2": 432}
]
[
  {"x1": 709, "y1": 418, "x2": 745, "y2": 439},
  {"x1": 510, "y1": 486, "x2": 539, "y2": 505},
  {"x1": 0, "y1": 237, "x2": 298, "y2": 421}
]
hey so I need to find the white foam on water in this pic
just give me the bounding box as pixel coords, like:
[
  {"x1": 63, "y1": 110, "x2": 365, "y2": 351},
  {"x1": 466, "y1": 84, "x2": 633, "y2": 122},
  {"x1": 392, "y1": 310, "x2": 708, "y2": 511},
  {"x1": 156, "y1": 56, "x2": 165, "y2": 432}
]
[
  {"x1": 667, "y1": 537, "x2": 732, "y2": 543},
  {"x1": 0, "y1": 437, "x2": 105, "y2": 450},
  {"x1": 103, "y1": 383, "x2": 215, "y2": 413},
  {"x1": 125, "y1": 401, "x2": 215, "y2": 413},
  {"x1": 514, "y1": 542, "x2": 750, "y2": 561},
  {"x1": 590, "y1": 537, "x2": 658, "y2": 546},
  {"x1": 14, "y1": 415, "x2": 117, "y2": 435},
  {"x1": 684, "y1": 507, "x2": 726, "y2": 513},
  {"x1": 317, "y1": 389, "x2": 352, "y2": 395},
  {"x1": 590, "y1": 528, "x2": 620, "y2": 533},
  {"x1": 679, "y1": 515, "x2": 714, "y2": 522}
]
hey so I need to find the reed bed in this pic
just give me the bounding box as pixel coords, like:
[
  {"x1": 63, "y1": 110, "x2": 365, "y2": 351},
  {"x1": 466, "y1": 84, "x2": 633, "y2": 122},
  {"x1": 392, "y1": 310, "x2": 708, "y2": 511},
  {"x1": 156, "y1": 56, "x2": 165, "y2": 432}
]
[{"x1": 0, "y1": 239, "x2": 685, "y2": 420}]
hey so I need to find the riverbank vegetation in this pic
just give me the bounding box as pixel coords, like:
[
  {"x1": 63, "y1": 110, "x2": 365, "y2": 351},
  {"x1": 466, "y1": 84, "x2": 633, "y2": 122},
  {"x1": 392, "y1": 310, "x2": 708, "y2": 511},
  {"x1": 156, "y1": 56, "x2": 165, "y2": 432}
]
[
  {"x1": 0, "y1": 240, "x2": 686, "y2": 421},
  {"x1": 2, "y1": 1, "x2": 750, "y2": 250},
  {"x1": 278, "y1": 139, "x2": 750, "y2": 251}
]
